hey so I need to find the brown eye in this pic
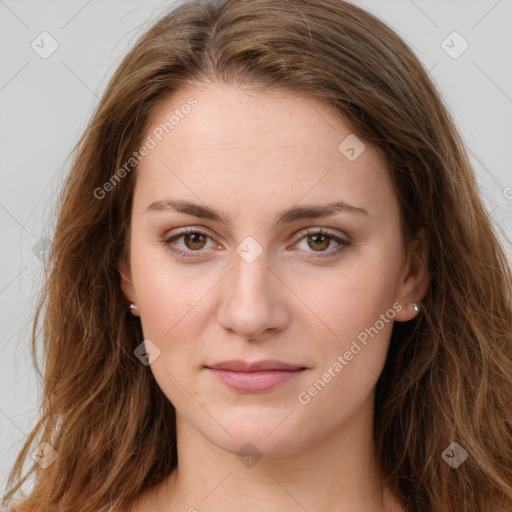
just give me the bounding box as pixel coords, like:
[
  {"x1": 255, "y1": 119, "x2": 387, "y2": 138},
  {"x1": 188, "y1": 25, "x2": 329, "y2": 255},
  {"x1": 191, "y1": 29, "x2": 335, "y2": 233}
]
[
  {"x1": 293, "y1": 228, "x2": 350, "y2": 258},
  {"x1": 306, "y1": 233, "x2": 331, "y2": 251},
  {"x1": 183, "y1": 232, "x2": 207, "y2": 250},
  {"x1": 163, "y1": 227, "x2": 216, "y2": 259}
]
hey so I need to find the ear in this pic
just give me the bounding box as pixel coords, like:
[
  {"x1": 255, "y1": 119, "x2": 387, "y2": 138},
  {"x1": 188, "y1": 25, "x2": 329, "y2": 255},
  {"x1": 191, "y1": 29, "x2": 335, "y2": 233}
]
[
  {"x1": 119, "y1": 258, "x2": 139, "y2": 316},
  {"x1": 394, "y1": 227, "x2": 430, "y2": 322}
]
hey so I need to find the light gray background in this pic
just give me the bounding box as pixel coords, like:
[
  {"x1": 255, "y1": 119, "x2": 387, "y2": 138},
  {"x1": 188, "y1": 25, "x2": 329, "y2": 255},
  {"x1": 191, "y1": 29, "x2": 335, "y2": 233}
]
[{"x1": 1, "y1": 0, "x2": 511, "y2": 496}]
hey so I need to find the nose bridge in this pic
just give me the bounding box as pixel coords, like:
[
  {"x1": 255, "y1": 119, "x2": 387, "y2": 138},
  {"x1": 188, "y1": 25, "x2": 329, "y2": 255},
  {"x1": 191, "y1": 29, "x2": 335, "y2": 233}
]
[
  {"x1": 216, "y1": 236, "x2": 288, "y2": 339},
  {"x1": 230, "y1": 239, "x2": 273, "y2": 303}
]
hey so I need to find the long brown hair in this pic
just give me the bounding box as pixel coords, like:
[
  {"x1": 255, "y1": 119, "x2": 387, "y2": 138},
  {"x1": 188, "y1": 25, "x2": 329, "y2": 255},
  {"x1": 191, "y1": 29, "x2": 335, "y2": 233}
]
[{"x1": 3, "y1": 1, "x2": 512, "y2": 511}]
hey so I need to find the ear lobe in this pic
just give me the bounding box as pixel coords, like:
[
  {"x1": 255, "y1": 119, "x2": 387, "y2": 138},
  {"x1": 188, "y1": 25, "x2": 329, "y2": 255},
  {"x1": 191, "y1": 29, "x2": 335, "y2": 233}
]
[{"x1": 394, "y1": 227, "x2": 430, "y2": 322}]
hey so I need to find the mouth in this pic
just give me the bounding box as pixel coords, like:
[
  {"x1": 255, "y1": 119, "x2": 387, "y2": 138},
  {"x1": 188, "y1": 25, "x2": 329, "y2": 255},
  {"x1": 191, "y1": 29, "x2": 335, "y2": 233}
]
[{"x1": 205, "y1": 359, "x2": 308, "y2": 392}]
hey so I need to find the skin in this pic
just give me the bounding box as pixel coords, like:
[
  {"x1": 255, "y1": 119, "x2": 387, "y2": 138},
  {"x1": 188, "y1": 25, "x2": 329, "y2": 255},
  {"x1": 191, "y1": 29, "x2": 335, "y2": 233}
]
[{"x1": 120, "y1": 82, "x2": 429, "y2": 512}]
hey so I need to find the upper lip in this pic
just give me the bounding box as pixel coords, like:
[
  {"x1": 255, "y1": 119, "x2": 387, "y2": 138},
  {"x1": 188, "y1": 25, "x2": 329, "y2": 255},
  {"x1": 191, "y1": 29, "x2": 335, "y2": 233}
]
[{"x1": 206, "y1": 359, "x2": 306, "y2": 372}]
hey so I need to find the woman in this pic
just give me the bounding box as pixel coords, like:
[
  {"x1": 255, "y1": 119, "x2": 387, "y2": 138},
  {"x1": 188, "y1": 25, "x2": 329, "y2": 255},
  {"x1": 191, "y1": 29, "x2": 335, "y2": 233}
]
[{"x1": 3, "y1": 0, "x2": 512, "y2": 511}]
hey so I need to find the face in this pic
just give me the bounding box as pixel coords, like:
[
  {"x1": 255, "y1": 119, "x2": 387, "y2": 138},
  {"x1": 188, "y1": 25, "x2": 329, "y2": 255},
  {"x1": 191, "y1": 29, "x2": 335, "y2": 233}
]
[{"x1": 120, "y1": 82, "x2": 427, "y2": 457}]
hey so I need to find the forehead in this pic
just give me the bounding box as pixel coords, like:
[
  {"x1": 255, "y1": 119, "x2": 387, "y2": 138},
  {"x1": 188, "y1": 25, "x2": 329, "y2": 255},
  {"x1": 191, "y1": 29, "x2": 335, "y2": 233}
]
[
  {"x1": 135, "y1": 82, "x2": 394, "y2": 217},
  {"x1": 145, "y1": 83, "x2": 367, "y2": 153}
]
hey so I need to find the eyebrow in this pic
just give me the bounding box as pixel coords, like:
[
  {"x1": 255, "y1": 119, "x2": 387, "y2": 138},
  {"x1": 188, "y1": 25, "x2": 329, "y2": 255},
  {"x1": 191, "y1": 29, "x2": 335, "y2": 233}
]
[{"x1": 144, "y1": 198, "x2": 368, "y2": 227}]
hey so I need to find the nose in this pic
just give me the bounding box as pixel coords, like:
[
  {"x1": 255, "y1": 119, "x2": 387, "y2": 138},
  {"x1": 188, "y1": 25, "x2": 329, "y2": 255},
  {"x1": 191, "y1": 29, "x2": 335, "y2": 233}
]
[{"x1": 216, "y1": 250, "x2": 289, "y2": 341}]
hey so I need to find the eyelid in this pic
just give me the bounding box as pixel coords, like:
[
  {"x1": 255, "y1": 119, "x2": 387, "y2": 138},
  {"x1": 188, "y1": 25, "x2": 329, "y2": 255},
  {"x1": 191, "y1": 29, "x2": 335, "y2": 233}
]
[
  {"x1": 292, "y1": 226, "x2": 349, "y2": 244},
  {"x1": 288, "y1": 227, "x2": 350, "y2": 258}
]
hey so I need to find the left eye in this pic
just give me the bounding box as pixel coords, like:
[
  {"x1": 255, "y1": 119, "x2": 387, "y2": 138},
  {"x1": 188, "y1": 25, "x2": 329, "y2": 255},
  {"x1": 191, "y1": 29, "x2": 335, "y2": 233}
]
[
  {"x1": 163, "y1": 227, "x2": 349, "y2": 259},
  {"x1": 294, "y1": 228, "x2": 348, "y2": 255}
]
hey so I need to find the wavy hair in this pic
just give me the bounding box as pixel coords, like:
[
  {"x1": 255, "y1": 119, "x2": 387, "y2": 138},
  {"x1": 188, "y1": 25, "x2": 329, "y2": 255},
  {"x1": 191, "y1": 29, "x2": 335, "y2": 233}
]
[{"x1": 3, "y1": 0, "x2": 512, "y2": 510}]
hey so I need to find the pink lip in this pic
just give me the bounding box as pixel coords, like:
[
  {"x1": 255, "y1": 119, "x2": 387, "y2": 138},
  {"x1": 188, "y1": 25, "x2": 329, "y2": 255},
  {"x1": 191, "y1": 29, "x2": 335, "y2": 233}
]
[
  {"x1": 207, "y1": 359, "x2": 305, "y2": 372},
  {"x1": 205, "y1": 359, "x2": 307, "y2": 392}
]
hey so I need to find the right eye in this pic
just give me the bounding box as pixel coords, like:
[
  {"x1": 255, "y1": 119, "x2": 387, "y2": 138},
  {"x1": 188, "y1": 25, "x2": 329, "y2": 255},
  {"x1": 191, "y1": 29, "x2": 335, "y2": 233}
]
[{"x1": 162, "y1": 227, "x2": 219, "y2": 258}]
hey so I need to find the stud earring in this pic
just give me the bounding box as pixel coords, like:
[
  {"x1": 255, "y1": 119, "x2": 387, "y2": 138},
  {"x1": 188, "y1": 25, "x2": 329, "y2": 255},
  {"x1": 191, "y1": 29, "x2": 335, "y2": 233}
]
[
  {"x1": 129, "y1": 303, "x2": 138, "y2": 310},
  {"x1": 411, "y1": 302, "x2": 421, "y2": 313}
]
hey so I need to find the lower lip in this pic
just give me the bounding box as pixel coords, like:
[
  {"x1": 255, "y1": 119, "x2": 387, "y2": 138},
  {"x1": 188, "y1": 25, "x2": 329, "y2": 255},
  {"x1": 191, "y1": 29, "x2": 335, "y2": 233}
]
[{"x1": 206, "y1": 368, "x2": 306, "y2": 392}]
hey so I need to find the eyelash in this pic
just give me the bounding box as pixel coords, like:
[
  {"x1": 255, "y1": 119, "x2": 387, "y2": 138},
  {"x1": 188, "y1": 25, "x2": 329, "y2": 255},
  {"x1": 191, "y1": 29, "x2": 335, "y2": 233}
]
[{"x1": 162, "y1": 227, "x2": 350, "y2": 260}]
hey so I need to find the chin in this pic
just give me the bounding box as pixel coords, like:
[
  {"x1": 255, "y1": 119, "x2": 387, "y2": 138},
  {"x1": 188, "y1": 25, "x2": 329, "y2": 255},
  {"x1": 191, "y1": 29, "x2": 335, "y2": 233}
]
[{"x1": 200, "y1": 412, "x2": 306, "y2": 459}]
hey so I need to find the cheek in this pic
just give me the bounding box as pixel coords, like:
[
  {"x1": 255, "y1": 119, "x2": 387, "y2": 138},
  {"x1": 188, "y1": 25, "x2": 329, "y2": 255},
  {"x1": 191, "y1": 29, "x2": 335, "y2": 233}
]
[
  {"x1": 129, "y1": 240, "x2": 208, "y2": 338},
  {"x1": 292, "y1": 241, "x2": 403, "y2": 397},
  {"x1": 130, "y1": 245, "x2": 206, "y2": 402},
  {"x1": 293, "y1": 270, "x2": 397, "y2": 426},
  {"x1": 295, "y1": 276, "x2": 395, "y2": 376},
  {"x1": 296, "y1": 250, "x2": 401, "y2": 342}
]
